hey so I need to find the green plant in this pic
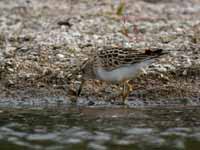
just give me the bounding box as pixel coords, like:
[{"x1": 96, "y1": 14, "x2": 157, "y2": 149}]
[{"x1": 116, "y1": 1, "x2": 125, "y2": 16}]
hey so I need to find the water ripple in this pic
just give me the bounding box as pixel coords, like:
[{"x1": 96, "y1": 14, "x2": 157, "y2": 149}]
[{"x1": 0, "y1": 107, "x2": 199, "y2": 149}]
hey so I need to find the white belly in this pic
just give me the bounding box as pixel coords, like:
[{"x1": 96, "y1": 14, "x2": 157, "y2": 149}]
[{"x1": 96, "y1": 60, "x2": 153, "y2": 82}]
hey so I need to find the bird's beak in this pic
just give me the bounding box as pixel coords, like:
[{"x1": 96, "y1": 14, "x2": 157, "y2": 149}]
[{"x1": 77, "y1": 79, "x2": 85, "y2": 96}]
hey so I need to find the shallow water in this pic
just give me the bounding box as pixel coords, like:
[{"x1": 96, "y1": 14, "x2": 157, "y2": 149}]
[{"x1": 0, "y1": 105, "x2": 200, "y2": 150}]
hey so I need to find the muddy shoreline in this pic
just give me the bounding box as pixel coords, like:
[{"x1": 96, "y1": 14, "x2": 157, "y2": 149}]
[{"x1": 0, "y1": 0, "x2": 200, "y2": 107}]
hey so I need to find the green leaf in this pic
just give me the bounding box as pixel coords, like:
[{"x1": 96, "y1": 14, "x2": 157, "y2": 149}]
[{"x1": 116, "y1": 1, "x2": 125, "y2": 16}]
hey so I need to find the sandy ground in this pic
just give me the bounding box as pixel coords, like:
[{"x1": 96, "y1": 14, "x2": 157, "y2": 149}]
[{"x1": 0, "y1": 0, "x2": 200, "y2": 106}]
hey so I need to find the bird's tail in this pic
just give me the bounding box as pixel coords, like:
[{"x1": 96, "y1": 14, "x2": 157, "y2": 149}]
[{"x1": 145, "y1": 48, "x2": 168, "y2": 59}]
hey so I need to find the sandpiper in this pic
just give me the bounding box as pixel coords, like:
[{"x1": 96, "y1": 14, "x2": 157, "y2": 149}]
[{"x1": 77, "y1": 47, "x2": 167, "y2": 103}]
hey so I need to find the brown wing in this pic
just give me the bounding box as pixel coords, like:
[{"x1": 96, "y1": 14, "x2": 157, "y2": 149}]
[{"x1": 97, "y1": 47, "x2": 167, "y2": 71}]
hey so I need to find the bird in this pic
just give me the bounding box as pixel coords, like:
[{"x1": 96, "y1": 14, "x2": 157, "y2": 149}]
[{"x1": 77, "y1": 46, "x2": 168, "y2": 104}]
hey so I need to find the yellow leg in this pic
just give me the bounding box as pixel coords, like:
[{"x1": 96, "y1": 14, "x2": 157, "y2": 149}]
[
  {"x1": 127, "y1": 81, "x2": 133, "y2": 92},
  {"x1": 122, "y1": 80, "x2": 133, "y2": 103}
]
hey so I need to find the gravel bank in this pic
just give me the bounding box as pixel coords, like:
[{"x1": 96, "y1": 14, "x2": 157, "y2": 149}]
[{"x1": 0, "y1": 0, "x2": 200, "y2": 106}]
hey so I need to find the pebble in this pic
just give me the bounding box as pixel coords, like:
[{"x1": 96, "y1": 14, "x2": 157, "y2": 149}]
[{"x1": 56, "y1": 54, "x2": 65, "y2": 60}]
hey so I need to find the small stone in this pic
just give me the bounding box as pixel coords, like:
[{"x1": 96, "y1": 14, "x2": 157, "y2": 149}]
[
  {"x1": 56, "y1": 54, "x2": 65, "y2": 60},
  {"x1": 88, "y1": 101, "x2": 95, "y2": 106},
  {"x1": 182, "y1": 70, "x2": 187, "y2": 76},
  {"x1": 7, "y1": 68, "x2": 14, "y2": 72}
]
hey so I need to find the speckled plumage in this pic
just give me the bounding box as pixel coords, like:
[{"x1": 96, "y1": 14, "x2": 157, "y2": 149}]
[
  {"x1": 81, "y1": 47, "x2": 166, "y2": 82},
  {"x1": 78, "y1": 47, "x2": 168, "y2": 102}
]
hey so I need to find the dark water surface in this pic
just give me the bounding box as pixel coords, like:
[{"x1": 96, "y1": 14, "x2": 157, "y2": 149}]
[{"x1": 0, "y1": 106, "x2": 200, "y2": 150}]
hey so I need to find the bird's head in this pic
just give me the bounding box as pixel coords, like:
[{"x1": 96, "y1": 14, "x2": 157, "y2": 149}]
[
  {"x1": 80, "y1": 58, "x2": 96, "y2": 80},
  {"x1": 77, "y1": 58, "x2": 96, "y2": 96}
]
